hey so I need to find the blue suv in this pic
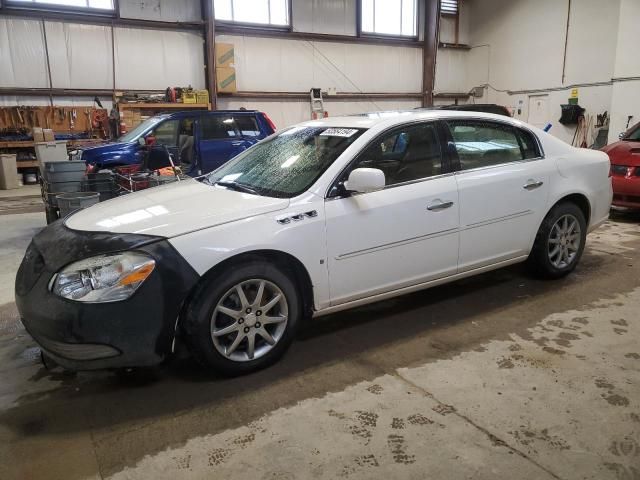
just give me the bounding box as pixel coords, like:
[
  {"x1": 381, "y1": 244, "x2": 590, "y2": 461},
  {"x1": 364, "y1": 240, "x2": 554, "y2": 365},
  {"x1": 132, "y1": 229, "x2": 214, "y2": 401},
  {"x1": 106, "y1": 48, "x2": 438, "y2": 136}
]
[{"x1": 78, "y1": 110, "x2": 276, "y2": 175}]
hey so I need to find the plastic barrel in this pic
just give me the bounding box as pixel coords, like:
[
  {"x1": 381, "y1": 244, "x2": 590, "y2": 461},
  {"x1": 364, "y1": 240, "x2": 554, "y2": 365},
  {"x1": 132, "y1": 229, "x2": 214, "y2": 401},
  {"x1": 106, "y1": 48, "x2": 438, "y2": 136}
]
[
  {"x1": 83, "y1": 173, "x2": 117, "y2": 201},
  {"x1": 43, "y1": 161, "x2": 85, "y2": 183},
  {"x1": 56, "y1": 192, "x2": 100, "y2": 218}
]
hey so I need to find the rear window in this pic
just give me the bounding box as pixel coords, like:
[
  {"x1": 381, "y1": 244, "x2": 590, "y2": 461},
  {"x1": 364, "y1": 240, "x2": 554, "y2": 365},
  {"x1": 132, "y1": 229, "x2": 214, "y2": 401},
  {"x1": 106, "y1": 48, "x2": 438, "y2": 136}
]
[{"x1": 200, "y1": 114, "x2": 261, "y2": 140}]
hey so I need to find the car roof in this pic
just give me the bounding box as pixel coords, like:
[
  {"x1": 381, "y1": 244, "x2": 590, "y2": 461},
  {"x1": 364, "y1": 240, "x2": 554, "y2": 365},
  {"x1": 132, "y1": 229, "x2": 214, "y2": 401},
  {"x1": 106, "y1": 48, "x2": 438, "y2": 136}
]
[
  {"x1": 161, "y1": 109, "x2": 259, "y2": 118},
  {"x1": 296, "y1": 109, "x2": 525, "y2": 130}
]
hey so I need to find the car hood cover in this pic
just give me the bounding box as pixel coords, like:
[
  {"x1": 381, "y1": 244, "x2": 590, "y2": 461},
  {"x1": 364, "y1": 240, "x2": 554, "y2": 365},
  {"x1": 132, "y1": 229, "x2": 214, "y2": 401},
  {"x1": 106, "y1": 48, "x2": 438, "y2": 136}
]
[{"x1": 65, "y1": 178, "x2": 290, "y2": 238}]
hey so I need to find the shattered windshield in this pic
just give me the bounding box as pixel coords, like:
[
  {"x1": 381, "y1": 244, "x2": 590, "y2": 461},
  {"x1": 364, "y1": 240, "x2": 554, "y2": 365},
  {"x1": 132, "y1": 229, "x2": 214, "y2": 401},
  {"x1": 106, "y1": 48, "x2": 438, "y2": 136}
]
[{"x1": 206, "y1": 126, "x2": 365, "y2": 198}]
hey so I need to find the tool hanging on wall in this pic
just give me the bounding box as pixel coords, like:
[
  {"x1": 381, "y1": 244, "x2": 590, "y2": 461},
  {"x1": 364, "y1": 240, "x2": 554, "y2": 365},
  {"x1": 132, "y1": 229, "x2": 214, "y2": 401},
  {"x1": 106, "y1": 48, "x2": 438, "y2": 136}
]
[
  {"x1": 92, "y1": 109, "x2": 109, "y2": 138},
  {"x1": 69, "y1": 108, "x2": 77, "y2": 133},
  {"x1": 84, "y1": 109, "x2": 91, "y2": 135}
]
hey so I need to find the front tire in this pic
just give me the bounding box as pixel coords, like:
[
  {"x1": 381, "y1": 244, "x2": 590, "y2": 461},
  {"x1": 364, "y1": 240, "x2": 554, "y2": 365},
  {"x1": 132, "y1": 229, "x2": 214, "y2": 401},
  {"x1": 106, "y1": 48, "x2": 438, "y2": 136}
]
[
  {"x1": 183, "y1": 260, "x2": 300, "y2": 376},
  {"x1": 527, "y1": 202, "x2": 587, "y2": 279}
]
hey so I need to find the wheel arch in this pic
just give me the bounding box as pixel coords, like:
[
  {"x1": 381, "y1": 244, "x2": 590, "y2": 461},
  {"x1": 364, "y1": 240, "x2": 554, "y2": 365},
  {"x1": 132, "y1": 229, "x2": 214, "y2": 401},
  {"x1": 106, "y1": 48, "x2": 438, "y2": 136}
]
[
  {"x1": 528, "y1": 192, "x2": 592, "y2": 254},
  {"x1": 177, "y1": 249, "x2": 315, "y2": 337},
  {"x1": 550, "y1": 192, "x2": 591, "y2": 226}
]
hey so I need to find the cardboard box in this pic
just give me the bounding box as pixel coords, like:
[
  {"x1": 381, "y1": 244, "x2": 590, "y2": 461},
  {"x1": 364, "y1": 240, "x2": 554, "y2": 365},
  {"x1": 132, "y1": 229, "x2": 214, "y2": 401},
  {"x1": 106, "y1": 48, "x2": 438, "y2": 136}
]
[
  {"x1": 182, "y1": 92, "x2": 197, "y2": 104},
  {"x1": 0, "y1": 154, "x2": 19, "y2": 190},
  {"x1": 32, "y1": 127, "x2": 45, "y2": 142},
  {"x1": 216, "y1": 42, "x2": 235, "y2": 67},
  {"x1": 195, "y1": 90, "x2": 210, "y2": 104},
  {"x1": 43, "y1": 128, "x2": 55, "y2": 141},
  {"x1": 216, "y1": 67, "x2": 237, "y2": 93}
]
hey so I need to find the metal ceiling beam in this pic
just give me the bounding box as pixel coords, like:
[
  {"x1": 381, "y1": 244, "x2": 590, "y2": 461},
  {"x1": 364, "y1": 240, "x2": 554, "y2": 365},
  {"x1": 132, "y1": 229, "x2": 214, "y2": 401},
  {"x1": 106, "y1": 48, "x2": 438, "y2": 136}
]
[
  {"x1": 422, "y1": 0, "x2": 441, "y2": 107},
  {"x1": 0, "y1": 6, "x2": 204, "y2": 31},
  {"x1": 218, "y1": 91, "x2": 424, "y2": 100},
  {"x1": 0, "y1": 87, "x2": 161, "y2": 97},
  {"x1": 215, "y1": 24, "x2": 423, "y2": 48}
]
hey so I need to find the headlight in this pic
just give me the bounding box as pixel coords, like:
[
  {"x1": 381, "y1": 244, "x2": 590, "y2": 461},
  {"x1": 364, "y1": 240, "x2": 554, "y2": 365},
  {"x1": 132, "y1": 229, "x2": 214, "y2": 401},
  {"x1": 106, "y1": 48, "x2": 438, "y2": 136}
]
[{"x1": 51, "y1": 252, "x2": 155, "y2": 303}]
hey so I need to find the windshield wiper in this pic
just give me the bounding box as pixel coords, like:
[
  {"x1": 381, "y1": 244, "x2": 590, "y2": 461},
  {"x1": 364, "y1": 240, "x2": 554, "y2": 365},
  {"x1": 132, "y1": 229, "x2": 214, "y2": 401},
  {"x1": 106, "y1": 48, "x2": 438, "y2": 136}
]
[{"x1": 215, "y1": 180, "x2": 259, "y2": 195}]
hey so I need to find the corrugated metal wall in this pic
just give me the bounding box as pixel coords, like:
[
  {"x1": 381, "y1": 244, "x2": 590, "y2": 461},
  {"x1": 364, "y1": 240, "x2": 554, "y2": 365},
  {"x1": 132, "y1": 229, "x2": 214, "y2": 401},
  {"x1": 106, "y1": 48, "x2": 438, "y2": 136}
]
[
  {"x1": 218, "y1": 34, "x2": 422, "y2": 94},
  {"x1": 0, "y1": 17, "x2": 205, "y2": 92},
  {"x1": 0, "y1": 0, "x2": 467, "y2": 126}
]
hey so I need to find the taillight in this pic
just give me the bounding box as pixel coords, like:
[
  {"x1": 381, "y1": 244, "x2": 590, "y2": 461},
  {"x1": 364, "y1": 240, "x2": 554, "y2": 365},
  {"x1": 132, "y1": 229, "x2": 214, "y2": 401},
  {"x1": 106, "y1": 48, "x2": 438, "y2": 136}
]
[
  {"x1": 260, "y1": 112, "x2": 277, "y2": 133},
  {"x1": 86, "y1": 164, "x2": 96, "y2": 174}
]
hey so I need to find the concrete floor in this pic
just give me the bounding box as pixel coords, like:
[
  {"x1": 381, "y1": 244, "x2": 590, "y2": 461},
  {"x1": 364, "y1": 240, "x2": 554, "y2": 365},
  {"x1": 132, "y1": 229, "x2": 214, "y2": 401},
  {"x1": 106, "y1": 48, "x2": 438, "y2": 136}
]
[{"x1": 0, "y1": 208, "x2": 639, "y2": 480}]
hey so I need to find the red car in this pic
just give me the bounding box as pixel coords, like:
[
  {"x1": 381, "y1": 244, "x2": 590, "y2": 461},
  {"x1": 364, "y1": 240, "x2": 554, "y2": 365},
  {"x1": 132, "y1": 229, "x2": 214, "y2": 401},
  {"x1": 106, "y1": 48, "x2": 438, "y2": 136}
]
[{"x1": 602, "y1": 122, "x2": 640, "y2": 209}]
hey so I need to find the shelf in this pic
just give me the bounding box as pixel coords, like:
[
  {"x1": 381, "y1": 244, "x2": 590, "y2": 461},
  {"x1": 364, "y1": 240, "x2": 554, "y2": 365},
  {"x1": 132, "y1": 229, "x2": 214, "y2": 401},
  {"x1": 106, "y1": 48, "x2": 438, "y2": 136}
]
[
  {"x1": 438, "y1": 42, "x2": 471, "y2": 50},
  {"x1": 118, "y1": 103, "x2": 211, "y2": 110},
  {"x1": 17, "y1": 161, "x2": 38, "y2": 168},
  {"x1": 0, "y1": 141, "x2": 35, "y2": 148},
  {"x1": 0, "y1": 139, "x2": 104, "y2": 149}
]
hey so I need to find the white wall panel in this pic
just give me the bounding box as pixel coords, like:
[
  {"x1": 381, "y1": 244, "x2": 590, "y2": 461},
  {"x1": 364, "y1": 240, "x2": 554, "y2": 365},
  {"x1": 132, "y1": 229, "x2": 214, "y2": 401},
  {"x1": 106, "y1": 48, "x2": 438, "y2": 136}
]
[
  {"x1": 114, "y1": 27, "x2": 205, "y2": 89},
  {"x1": 45, "y1": 22, "x2": 113, "y2": 89},
  {"x1": 292, "y1": 0, "x2": 357, "y2": 36},
  {"x1": 466, "y1": 0, "x2": 567, "y2": 92},
  {"x1": 218, "y1": 34, "x2": 422, "y2": 93},
  {"x1": 461, "y1": 0, "x2": 636, "y2": 145},
  {"x1": 610, "y1": 81, "x2": 640, "y2": 143},
  {"x1": 563, "y1": 0, "x2": 619, "y2": 85},
  {"x1": 613, "y1": 0, "x2": 640, "y2": 78},
  {"x1": 119, "y1": 0, "x2": 202, "y2": 22},
  {"x1": 434, "y1": 49, "x2": 467, "y2": 94},
  {"x1": 0, "y1": 18, "x2": 49, "y2": 88}
]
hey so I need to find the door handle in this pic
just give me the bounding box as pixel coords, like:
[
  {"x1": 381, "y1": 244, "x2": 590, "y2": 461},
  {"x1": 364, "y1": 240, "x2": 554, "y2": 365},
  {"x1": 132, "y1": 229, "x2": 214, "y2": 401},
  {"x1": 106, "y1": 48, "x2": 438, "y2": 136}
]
[
  {"x1": 523, "y1": 180, "x2": 544, "y2": 190},
  {"x1": 427, "y1": 200, "x2": 454, "y2": 211}
]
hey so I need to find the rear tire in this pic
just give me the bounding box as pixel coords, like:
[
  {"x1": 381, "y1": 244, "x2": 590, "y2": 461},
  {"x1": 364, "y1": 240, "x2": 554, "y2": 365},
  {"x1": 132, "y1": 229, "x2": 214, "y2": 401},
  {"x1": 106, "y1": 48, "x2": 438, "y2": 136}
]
[
  {"x1": 183, "y1": 260, "x2": 300, "y2": 376},
  {"x1": 527, "y1": 202, "x2": 587, "y2": 279}
]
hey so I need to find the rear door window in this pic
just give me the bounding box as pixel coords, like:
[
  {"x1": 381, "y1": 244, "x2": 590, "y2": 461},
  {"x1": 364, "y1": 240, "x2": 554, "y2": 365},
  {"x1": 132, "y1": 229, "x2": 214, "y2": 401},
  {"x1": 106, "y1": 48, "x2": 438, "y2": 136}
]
[
  {"x1": 446, "y1": 120, "x2": 526, "y2": 170},
  {"x1": 516, "y1": 129, "x2": 542, "y2": 159},
  {"x1": 201, "y1": 116, "x2": 239, "y2": 140}
]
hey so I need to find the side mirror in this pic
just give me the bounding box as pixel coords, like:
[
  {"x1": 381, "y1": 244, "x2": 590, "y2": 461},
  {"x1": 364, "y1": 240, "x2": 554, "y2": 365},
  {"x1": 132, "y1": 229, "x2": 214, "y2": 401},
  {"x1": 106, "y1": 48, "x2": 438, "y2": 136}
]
[
  {"x1": 138, "y1": 137, "x2": 145, "y2": 146},
  {"x1": 345, "y1": 168, "x2": 385, "y2": 194},
  {"x1": 619, "y1": 132, "x2": 625, "y2": 140}
]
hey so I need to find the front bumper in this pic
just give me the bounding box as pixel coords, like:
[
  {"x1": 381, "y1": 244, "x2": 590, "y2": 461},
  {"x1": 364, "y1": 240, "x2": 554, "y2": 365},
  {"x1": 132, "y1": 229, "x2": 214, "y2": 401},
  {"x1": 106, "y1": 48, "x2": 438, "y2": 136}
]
[
  {"x1": 612, "y1": 175, "x2": 640, "y2": 209},
  {"x1": 15, "y1": 220, "x2": 199, "y2": 370}
]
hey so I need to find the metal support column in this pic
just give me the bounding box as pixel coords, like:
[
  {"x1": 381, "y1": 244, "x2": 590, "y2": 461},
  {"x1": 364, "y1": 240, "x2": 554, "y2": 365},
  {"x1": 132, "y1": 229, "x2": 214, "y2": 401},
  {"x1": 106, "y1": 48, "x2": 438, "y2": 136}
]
[{"x1": 422, "y1": 0, "x2": 441, "y2": 107}]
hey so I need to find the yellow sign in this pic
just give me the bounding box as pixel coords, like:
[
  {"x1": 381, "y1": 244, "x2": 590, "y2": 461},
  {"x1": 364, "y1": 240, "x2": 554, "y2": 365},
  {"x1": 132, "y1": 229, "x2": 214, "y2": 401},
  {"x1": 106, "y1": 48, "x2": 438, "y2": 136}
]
[{"x1": 570, "y1": 88, "x2": 579, "y2": 99}]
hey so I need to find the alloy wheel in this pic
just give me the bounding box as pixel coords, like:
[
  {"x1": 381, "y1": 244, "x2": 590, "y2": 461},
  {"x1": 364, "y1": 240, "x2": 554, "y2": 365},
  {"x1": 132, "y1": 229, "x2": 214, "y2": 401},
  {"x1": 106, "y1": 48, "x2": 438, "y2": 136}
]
[
  {"x1": 548, "y1": 214, "x2": 581, "y2": 269},
  {"x1": 211, "y1": 279, "x2": 288, "y2": 362}
]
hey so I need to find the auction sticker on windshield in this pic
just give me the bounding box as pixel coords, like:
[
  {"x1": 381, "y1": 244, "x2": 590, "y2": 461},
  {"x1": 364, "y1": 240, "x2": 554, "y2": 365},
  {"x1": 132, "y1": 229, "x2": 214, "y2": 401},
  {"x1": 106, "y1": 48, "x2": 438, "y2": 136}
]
[{"x1": 320, "y1": 128, "x2": 359, "y2": 137}]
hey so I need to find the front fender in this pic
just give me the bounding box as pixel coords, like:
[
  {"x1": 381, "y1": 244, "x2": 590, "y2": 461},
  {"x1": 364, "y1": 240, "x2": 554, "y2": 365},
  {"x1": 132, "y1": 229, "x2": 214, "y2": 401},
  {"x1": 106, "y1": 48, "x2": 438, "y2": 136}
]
[{"x1": 168, "y1": 200, "x2": 330, "y2": 310}]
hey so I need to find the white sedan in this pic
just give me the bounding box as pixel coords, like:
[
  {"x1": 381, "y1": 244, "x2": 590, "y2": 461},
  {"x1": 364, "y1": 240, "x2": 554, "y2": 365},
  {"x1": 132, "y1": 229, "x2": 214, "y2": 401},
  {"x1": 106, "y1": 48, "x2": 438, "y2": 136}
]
[{"x1": 16, "y1": 110, "x2": 612, "y2": 375}]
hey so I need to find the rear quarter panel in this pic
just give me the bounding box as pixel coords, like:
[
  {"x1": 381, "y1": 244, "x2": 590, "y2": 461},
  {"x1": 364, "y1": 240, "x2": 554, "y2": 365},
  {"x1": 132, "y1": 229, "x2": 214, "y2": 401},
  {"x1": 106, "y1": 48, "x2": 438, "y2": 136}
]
[{"x1": 547, "y1": 142, "x2": 612, "y2": 231}]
